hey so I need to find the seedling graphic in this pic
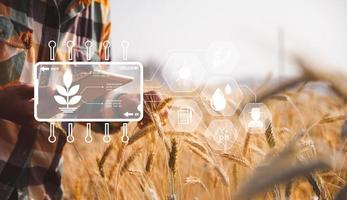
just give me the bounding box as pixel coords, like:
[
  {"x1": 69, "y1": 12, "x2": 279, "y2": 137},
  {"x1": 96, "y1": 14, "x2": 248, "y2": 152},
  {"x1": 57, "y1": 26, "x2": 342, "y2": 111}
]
[{"x1": 54, "y1": 70, "x2": 81, "y2": 114}]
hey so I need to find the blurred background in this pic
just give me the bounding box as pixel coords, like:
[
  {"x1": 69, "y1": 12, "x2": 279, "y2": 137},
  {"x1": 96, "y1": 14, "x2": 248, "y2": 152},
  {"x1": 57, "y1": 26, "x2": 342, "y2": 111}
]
[
  {"x1": 61, "y1": 1, "x2": 347, "y2": 199},
  {"x1": 110, "y1": 0, "x2": 347, "y2": 81}
]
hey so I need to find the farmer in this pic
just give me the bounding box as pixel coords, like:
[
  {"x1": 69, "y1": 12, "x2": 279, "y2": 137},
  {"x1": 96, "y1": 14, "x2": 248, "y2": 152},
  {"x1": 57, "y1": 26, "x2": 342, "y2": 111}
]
[{"x1": 0, "y1": 0, "x2": 158, "y2": 199}]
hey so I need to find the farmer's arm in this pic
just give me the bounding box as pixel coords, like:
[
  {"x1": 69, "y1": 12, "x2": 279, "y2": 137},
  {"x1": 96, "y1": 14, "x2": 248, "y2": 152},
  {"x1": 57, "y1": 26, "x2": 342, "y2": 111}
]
[{"x1": 0, "y1": 84, "x2": 34, "y2": 125}]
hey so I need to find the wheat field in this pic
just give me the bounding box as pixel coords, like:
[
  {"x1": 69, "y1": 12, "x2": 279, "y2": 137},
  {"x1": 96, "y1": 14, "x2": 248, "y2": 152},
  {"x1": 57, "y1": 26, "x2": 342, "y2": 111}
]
[{"x1": 61, "y1": 58, "x2": 347, "y2": 200}]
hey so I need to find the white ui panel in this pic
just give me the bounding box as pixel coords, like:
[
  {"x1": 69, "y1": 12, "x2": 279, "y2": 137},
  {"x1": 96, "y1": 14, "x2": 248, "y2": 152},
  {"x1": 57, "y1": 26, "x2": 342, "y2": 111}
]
[{"x1": 34, "y1": 62, "x2": 143, "y2": 122}]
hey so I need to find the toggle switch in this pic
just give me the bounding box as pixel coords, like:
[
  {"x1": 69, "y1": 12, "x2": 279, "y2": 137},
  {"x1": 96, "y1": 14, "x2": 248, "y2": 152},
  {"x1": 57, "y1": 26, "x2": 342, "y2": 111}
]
[
  {"x1": 85, "y1": 40, "x2": 92, "y2": 61},
  {"x1": 66, "y1": 40, "x2": 74, "y2": 61},
  {"x1": 85, "y1": 123, "x2": 93, "y2": 143},
  {"x1": 48, "y1": 40, "x2": 57, "y2": 61},
  {"x1": 67, "y1": 123, "x2": 74, "y2": 143},
  {"x1": 48, "y1": 123, "x2": 57, "y2": 143},
  {"x1": 121, "y1": 123, "x2": 129, "y2": 144},
  {"x1": 121, "y1": 40, "x2": 129, "y2": 61},
  {"x1": 103, "y1": 123, "x2": 111, "y2": 143},
  {"x1": 103, "y1": 41, "x2": 111, "y2": 61}
]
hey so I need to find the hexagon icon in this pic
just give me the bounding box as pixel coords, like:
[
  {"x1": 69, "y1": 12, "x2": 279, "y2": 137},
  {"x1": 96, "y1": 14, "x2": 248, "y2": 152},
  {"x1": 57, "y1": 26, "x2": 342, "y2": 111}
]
[
  {"x1": 200, "y1": 76, "x2": 243, "y2": 116},
  {"x1": 205, "y1": 120, "x2": 238, "y2": 152},
  {"x1": 239, "y1": 103, "x2": 272, "y2": 134},
  {"x1": 167, "y1": 99, "x2": 203, "y2": 132},
  {"x1": 206, "y1": 41, "x2": 240, "y2": 74},
  {"x1": 162, "y1": 53, "x2": 206, "y2": 92}
]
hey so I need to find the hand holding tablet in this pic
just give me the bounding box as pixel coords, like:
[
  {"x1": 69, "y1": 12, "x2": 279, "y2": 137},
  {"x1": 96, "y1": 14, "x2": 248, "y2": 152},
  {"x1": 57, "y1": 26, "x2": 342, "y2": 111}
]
[{"x1": 34, "y1": 62, "x2": 143, "y2": 122}]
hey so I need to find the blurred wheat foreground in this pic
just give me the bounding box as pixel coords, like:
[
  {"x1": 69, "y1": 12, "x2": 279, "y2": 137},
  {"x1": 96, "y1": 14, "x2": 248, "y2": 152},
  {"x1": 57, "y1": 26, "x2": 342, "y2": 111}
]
[{"x1": 62, "y1": 55, "x2": 347, "y2": 200}]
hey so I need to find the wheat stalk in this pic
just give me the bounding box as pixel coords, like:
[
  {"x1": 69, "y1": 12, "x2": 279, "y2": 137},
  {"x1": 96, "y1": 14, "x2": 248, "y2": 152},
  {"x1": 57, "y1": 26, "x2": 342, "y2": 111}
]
[
  {"x1": 62, "y1": 74, "x2": 347, "y2": 199},
  {"x1": 319, "y1": 115, "x2": 345, "y2": 124},
  {"x1": 145, "y1": 150, "x2": 155, "y2": 173},
  {"x1": 152, "y1": 113, "x2": 165, "y2": 139},
  {"x1": 120, "y1": 147, "x2": 142, "y2": 175},
  {"x1": 187, "y1": 145, "x2": 229, "y2": 186},
  {"x1": 128, "y1": 125, "x2": 156, "y2": 145},
  {"x1": 271, "y1": 184, "x2": 281, "y2": 200},
  {"x1": 168, "y1": 138, "x2": 179, "y2": 198},
  {"x1": 235, "y1": 159, "x2": 330, "y2": 199},
  {"x1": 307, "y1": 172, "x2": 329, "y2": 199},
  {"x1": 169, "y1": 138, "x2": 179, "y2": 176},
  {"x1": 147, "y1": 187, "x2": 160, "y2": 200},
  {"x1": 213, "y1": 164, "x2": 230, "y2": 186},
  {"x1": 285, "y1": 180, "x2": 293, "y2": 200},
  {"x1": 249, "y1": 144, "x2": 267, "y2": 157},
  {"x1": 220, "y1": 153, "x2": 251, "y2": 168},
  {"x1": 108, "y1": 162, "x2": 118, "y2": 181},
  {"x1": 156, "y1": 97, "x2": 173, "y2": 112},
  {"x1": 265, "y1": 122, "x2": 276, "y2": 148},
  {"x1": 184, "y1": 138, "x2": 209, "y2": 155},
  {"x1": 294, "y1": 54, "x2": 347, "y2": 100},
  {"x1": 184, "y1": 176, "x2": 209, "y2": 193},
  {"x1": 242, "y1": 133, "x2": 251, "y2": 156},
  {"x1": 188, "y1": 145, "x2": 213, "y2": 164},
  {"x1": 73, "y1": 179, "x2": 81, "y2": 200},
  {"x1": 117, "y1": 143, "x2": 126, "y2": 163},
  {"x1": 232, "y1": 164, "x2": 238, "y2": 190},
  {"x1": 97, "y1": 144, "x2": 114, "y2": 178}
]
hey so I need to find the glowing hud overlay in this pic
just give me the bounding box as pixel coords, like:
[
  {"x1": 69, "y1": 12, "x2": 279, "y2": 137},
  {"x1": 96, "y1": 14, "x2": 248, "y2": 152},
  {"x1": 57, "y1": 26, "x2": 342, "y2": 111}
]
[{"x1": 34, "y1": 62, "x2": 143, "y2": 122}]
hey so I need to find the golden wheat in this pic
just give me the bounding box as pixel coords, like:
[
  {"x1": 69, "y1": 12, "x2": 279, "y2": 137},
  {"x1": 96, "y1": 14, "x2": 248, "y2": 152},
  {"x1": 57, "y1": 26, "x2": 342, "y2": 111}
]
[{"x1": 61, "y1": 70, "x2": 347, "y2": 200}]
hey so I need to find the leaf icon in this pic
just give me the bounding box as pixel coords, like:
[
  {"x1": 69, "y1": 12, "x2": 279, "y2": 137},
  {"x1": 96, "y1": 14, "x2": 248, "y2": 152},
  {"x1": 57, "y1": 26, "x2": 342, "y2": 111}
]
[
  {"x1": 54, "y1": 95, "x2": 67, "y2": 105},
  {"x1": 56, "y1": 85, "x2": 68, "y2": 96},
  {"x1": 68, "y1": 95, "x2": 81, "y2": 105},
  {"x1": 55, "y1": 69, "x2": 82, "y2": 110},
  {"x1": 68, "y1": 85, "x2": 80, "y2": 96},
  {"x1": 63, "y1": 69, "x2": 73, "y2": 89}
]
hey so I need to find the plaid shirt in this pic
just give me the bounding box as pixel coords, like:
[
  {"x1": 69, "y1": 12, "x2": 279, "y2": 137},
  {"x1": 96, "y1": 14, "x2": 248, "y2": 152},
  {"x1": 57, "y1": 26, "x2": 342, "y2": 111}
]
[{"x1": 0, "y1": 0, "x2": 111, "y2": 199}]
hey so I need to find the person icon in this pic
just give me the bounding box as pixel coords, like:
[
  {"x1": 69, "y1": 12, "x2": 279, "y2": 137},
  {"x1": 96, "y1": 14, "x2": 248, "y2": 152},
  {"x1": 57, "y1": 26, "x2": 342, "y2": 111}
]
[{"x1": 248, "y1": 107, "x2": 264, "y2": 131}]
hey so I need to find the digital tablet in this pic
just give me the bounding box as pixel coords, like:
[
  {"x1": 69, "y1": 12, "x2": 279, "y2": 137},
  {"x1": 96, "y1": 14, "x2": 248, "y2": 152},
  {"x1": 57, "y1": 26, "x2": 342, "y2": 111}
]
[{"x1": 34, "y1": 62, "x2": 144, "y2": 122}]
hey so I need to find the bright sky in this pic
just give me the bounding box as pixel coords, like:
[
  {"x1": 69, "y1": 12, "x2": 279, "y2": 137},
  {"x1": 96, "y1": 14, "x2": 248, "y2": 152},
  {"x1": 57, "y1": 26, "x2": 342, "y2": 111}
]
[{"x1": 110, "y1": 0, "x2": 347, "y2": 80}]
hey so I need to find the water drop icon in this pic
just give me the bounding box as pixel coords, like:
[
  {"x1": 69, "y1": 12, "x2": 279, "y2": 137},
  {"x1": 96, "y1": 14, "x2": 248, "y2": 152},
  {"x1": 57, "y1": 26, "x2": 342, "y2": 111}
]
[
  {"x1": 225, "y1": 84, "x2": 232, "y2": 95},
  {"x1": 211, "y1": 88, "x2": 226, "y2": 111}
]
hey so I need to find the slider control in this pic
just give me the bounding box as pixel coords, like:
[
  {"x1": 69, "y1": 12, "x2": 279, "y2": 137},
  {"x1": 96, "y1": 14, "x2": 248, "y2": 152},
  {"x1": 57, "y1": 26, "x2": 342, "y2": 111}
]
[
  {"x1": 103, "y1": 41, "x2": 111, "y2": 61},
  {"x1": 48, "y1": 40, "x2": 57, "y2": 61},
  {"x1": 103, "y1": 123, "x2": 111, "y2": 143},
  {"x1": 121, "y1": 123, "x2": 129, "y2": 144},
  {"x1": 67, "y1": 123, "x2": 74, "y2": 143},
  {"x1": 121, "y1": 40, "x2": 129, "y2": 61},
  {"x1": 85, "y1": 40, "x2": 93, "y2": 61},
  {"x1": 85, "y1": 123, "x2": 93, "y2": 143},
  {"x1": 66, "y1": 40, "x2": 74, "y2": 61},
  {"x1": 48, "y1": 123, "x2": 57, "y2": 143}
]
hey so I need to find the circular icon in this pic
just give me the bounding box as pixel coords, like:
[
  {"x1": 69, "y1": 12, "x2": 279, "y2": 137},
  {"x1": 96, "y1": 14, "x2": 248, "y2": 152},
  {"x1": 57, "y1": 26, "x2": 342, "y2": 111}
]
[
  {"x1": 162, "y1": 53, "x2": 206, "y2": 92},
  {"x1": 239, "y1": 103, "x2": 272, "y2": 134},
  {"x1": 200, "y1": 76, "x2": 243, "y2": 116},
  {"x1": 205, "y1": 120, "x2": 238, "y2": 152},
  {"x1": 167, "y1": 99, "x2": 203, "y2": 132}
]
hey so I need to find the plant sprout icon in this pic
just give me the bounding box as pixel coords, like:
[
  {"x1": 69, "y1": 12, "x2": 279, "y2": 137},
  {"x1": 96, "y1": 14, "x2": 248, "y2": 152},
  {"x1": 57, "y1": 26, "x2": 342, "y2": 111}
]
[{"x1": 54, "y1": 69, "x2": 81, "y2": 114}]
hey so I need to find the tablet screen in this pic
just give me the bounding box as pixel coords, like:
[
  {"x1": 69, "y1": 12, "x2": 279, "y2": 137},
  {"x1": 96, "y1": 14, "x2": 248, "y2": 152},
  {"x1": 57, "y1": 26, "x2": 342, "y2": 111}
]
[{"x1": 34, "y1": 62, "x2": 143, "y2": 122}]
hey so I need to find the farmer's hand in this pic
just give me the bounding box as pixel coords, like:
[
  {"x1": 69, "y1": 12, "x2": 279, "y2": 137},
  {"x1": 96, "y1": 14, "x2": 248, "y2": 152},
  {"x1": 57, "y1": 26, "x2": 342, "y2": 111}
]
[
  {"x1": 116, "y1": 90, "x2": 163, "y2": 128},
  {"x1": 0, "y1": 84, "x2": 34, "y2": 124},
  {"x1": 139, "y1": 90, "x2": 164, "y2": 128},
  {"x1": 93, "y1": 91, "x2": 163, "y2": 132},
  {"x1": 79, "y1": 91, "x2": 164, "y2": 133},
  {"x1": 37, "y1": 87, "x2": 60, "y2": 118}
]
